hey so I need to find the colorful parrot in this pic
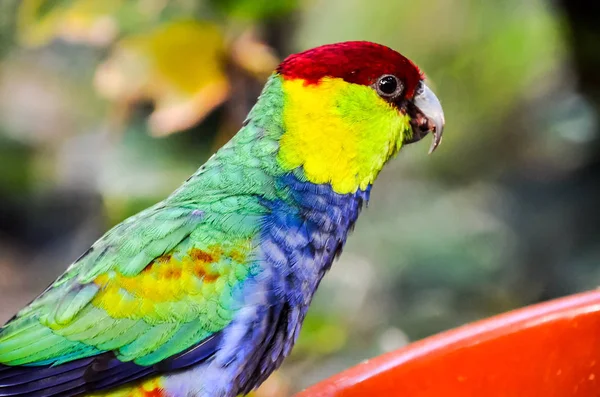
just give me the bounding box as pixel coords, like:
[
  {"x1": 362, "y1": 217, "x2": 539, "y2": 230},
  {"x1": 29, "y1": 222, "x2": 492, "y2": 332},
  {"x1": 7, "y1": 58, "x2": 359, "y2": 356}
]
[{"x1": 0, "y1": 41, "x2": 444, "y2": 397}]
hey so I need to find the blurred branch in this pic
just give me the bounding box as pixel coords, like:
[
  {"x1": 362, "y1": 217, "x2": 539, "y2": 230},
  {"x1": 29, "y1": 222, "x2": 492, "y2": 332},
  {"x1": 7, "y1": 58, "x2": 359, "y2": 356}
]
[{"x1": 560, "y1": 0, "x2": 600, "y2": 108}]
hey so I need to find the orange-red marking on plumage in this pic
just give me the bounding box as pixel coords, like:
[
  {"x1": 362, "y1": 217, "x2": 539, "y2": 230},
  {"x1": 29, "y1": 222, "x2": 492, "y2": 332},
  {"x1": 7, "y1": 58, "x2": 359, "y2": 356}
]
[{"x1": 91, "y1": 243, "x2": 249, "y2": 318}]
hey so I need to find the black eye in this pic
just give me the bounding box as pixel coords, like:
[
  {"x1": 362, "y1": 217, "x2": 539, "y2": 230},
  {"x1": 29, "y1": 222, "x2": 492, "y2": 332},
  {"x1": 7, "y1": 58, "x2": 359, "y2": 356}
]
[{"x1": 376, "y1": 75, "x2": 403, "y2": 98}]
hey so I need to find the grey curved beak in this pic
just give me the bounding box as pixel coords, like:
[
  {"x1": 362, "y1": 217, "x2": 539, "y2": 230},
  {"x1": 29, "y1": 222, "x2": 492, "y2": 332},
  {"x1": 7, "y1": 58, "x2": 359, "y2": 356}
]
[{"x1": 412, "y1": 83, "x2": 445, "y2": 154}]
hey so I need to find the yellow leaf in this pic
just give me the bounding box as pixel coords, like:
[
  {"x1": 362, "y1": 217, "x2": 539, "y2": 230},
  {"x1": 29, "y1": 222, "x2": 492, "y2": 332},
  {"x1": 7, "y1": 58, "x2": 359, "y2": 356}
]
[{"x1": 95, "y1": 20, "x2": 230, "y2": 136}]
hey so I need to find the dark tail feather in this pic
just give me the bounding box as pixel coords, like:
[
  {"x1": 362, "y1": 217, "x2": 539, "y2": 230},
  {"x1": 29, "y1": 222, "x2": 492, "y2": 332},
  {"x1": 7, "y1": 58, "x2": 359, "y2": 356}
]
[{"x1": 0, "y1": 358, "x2": 94, "y2": 385}]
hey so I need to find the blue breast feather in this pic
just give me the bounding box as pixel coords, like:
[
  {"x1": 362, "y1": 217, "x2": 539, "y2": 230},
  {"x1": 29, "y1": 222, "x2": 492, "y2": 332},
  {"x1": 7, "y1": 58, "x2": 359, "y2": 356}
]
[{"x1": 234, "y1": 172, "x2": 370, "y2": 393}]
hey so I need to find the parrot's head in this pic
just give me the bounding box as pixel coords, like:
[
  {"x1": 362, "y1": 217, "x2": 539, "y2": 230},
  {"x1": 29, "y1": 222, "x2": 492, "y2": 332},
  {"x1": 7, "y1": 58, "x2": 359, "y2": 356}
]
[{"x1": 274, "y1": 41, "x2": 444, "y2": 194}]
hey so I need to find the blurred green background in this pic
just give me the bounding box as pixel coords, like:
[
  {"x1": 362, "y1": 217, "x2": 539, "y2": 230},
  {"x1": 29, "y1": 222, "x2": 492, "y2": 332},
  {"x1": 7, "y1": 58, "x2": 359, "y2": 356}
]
[{"x1": 1, "y1": 0, "x2": 599, "y2": 395}]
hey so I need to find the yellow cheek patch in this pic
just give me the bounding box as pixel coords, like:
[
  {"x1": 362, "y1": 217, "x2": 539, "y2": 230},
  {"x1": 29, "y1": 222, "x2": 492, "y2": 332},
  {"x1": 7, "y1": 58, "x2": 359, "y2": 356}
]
[{"x1": 278, "y1": 77, "x2": 411, "y2": 194}]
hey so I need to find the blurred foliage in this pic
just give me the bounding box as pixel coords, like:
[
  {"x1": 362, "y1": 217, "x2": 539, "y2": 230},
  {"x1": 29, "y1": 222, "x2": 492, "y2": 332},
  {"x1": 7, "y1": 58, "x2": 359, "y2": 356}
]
[
  {"x1": 210, "y1": 0, "x2": 298, "y2": 20},
  {"x1": 96, "y1": 19, "x2": 230, "y2": 135},
  {"x1": 17, "y1": 0, "x2": 279, "y2": 137},
  {"x1": 1, "y1": 0, "x2": 600, "y2": 395}
]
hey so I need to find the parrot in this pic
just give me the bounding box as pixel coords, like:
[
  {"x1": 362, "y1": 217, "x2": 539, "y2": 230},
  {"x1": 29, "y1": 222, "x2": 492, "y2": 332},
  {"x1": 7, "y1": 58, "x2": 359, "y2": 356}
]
[{"x1": 0, "y1": 41, "x2": 444, "y2": 397}]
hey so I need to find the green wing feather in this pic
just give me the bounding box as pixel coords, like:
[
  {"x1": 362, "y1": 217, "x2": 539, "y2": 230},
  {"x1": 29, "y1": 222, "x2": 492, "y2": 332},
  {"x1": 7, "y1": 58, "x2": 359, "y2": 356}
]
[{"x1": 0, "y1": 201, "x2": 260, "y2": 367}]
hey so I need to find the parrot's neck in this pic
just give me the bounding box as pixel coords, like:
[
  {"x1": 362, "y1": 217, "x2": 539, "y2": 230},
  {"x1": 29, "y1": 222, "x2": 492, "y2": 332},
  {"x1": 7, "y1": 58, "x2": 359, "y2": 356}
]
[{"x1": 170, "y1": 74, "x2": 401, "y2": 206}]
